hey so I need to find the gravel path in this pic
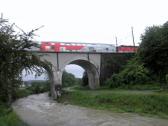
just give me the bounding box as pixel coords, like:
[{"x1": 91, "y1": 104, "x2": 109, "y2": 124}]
[{"x1": 12, "y1": 93, "x2": 168, "y2": 126}]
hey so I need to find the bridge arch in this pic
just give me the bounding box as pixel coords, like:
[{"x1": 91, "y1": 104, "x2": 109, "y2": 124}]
[
  {"x1": 35, "y1": 52, "x2": 101, "y2": 99},
  {"x1": 20, "y1": 61, "x2": 57, "y2": 97},
  {"x1": 62, "y1": 59, "x2": 100, "y2": 89}
]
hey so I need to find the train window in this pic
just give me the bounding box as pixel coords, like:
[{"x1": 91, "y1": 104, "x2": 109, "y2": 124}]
[
  {"x1": 46, "y1": 46, "x2": 51, "y2": 49},
  {"x1": 89, "y1": 47, "x2": 94, "y2": 51},
  {"x1": 89, "y1": 47, "x2": 96, "y2": 52},
  {"x1": 60, "y1": 47, "x2": 65, "y2": 51},
  {"x1": 105, "y1": 48, "x2": 109, "y2": 51},
  {"x1": 51, "y1": 45, "x2": 55, "y2": 50}
]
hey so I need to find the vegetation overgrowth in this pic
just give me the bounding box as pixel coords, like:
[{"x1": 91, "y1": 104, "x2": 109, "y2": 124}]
[
  {"x1": 59, "y1": 89, "x2": 168, "y2": 118},
  {"x1": 0, "y1": 16, "x2": 45, "y2": 126},
  {"x1": 16, "y1": 81, "x2": 50, "y2": 98},
  {"x1": 104, "y1": 21, "x2": 168, "y2": 89},
  {"x1": 138, "y1": 22, "x2": 168, "y2": 82},
  {"x1": 0, "y1": 15, "x2": 168, "y2": 125},
  {"x1": 0, "y1": 80, "x2": 50, "y2": 126},
  {"x1": 105, "y1": 57, "x2": 150, "y2": 88},
  {"x1": 0, "y1": 17, "x2": 48, "y2": 105},
  {"x1": 62, "y1": 71, "x2": 82, "y2": 87},
  {"x1": 0, "y1": 103, "x2": 28, "y2": 126}
]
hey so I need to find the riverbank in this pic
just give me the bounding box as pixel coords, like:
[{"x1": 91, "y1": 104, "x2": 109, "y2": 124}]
[
  {"x1": 58, "y1": 89, "x2": 168, "y2": 118},
  {"x1": 0, "y1": 103, "x2": 28, "y2": 126},
  {"x1": 12, "y1": 93, "x2": 168, "y2": 126}
]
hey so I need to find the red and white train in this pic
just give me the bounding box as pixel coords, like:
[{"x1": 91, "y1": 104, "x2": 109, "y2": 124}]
[
  {"x1": 40, "y1": 42, "x2": 116, "y2": 53},
  {"x1": 40, "y1": 41, "x2": 138, "y2": 53},
  {"x1": 117, "y1": 45, "x2": 138, "y2": 53}
]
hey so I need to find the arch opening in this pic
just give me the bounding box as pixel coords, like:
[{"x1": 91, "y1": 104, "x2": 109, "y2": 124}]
[
  {"x1": 21, "y1": 65, "x2": 53, "y2": 94},
  {"x1": 62, "y1": 59, "x2": 100, "y2": 89},
  {"x1": 62, "y1": 64, "x2": 84, "y2": 88}
]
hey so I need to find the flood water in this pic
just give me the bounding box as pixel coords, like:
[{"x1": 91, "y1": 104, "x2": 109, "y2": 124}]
[{"x1": 12, "y1": 93, "x2": 168, "y2": 126}]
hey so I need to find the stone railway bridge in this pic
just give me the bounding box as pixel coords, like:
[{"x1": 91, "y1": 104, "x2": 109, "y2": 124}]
[{"x1": 33, "y1": 51, "x2": 133, "y2": 99}]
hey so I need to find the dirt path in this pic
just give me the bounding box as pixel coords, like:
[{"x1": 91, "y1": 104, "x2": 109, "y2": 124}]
[{"x1": 12, "y1": 93, "x2": 168, "y2": 126}]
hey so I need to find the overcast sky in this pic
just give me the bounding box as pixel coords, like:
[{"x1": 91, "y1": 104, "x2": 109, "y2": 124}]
[
  {"x1": 1, "y1": 0, "x2": 168, "y2": 46},
  {"x1": 1, "y1": 0, "x2": 168, "y2": 79}
]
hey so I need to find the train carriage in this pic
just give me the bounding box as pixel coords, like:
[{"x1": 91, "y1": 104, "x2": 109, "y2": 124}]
[{"x1": 40, "y1": 42, "x2": 116, "y2": 53}]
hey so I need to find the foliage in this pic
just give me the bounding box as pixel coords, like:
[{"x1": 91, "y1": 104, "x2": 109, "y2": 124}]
[
  {"x1": 59, "y1": 89, "x2": 168, "y2": 118},
  {"x1": 106, "y1": 57, "x2": 150, "y2": 88},
  {"x1": 26, "y1": 81, "x2": 50, "y2": 94},
  {"x1": 15, "y1": 88, "x2": 32, "y2": 99},
  {"x1": 106, "y1": 21, "x2": 168, "y2": 88},
  {"x1": 0, "y1": 17, "x2": 46, "y2": 104},
  {"x1": 100, "y1": 53, "x2": 134, "y2": 85},
  {"x1": 117, "y1": 83, "x2": 161, "y2": 90},
  {"x1": 15, "y1": 81, "x2": 50, "y2": 99},
  {"x1": 0, "y1": 103, "x2": 11, "y2": 117},
  {"x1": 105, "y1": 74, "x2": 122, "y2": 88},
  {"x1": 0, "y1": 103, "x2": 28, "y2": 126},
  {"x1": 62, "y1": 71, "x2": 78, "y2": 87},
  {"x1": 138, "y1": 22, "x2": 168, "y2": 81}
]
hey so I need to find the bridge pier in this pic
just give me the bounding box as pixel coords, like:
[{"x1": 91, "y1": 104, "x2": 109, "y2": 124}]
[{"x1": 52, "y1": 70, "x2": 62, "y2": 99}]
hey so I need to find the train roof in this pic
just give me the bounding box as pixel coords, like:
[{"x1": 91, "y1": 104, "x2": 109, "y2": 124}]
[
  {"x1": 118, "y1": 45, "x2": 139, "y2": 47},
  {"x1": 40, "y1": 41, "x2": 115, "y2": 46}
]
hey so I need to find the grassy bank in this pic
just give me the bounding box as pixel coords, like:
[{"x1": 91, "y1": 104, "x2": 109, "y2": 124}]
[
  {"x1": 0, "y1": 103, "x2": 28, "y2": 126},
  {"x1": 59, "y1": 89, "x2": 168, "y2": 118},
  {"x1": 0, "y1": 81, "x2": 50, "y2": 126}
]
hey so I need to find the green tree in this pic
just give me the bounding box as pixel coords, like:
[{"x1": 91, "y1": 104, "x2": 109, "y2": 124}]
[
  {"x1": 100, "y1": 53, "x2": 134, "y2": 85},
  {"x1": 106, "y1": 57, "x2": 150, "y2": 88},
  {"x1": 138, "y1": 22, "x2": 168, "y2": 81},
  {"x1": 0, "y1": 17, "x2": 45, "y2": 104},
  {"x1": 62, "y1": 71, "x2": 77, "y2": 87}
]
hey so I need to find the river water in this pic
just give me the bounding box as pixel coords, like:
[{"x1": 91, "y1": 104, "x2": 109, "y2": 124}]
[{"x1": 12, "y1": 93, "x2": 168, "y2": 126}]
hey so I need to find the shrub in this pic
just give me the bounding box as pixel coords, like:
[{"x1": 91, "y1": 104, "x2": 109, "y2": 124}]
[
  {"x1": 14, "y1": 80, "x2": 50, "y2": 99},
  {"x1": 15, "y1": 89, "x2": 32, "y2": 99},
  {"x1": 62, "y1": 71, "x2": 78, "y2": 87},
  {"x1": 106, "y1": 57, "x2": 150, "y2": 88},
  {"x1": 106, "y1": 74, "x2": 122, "y2": 88},
  {"x1": 121, "y1": 59, "x2": 149, "y2": 84},
  {"x1": 27, "y1": 81, "x2": 50, "y2": 94}
]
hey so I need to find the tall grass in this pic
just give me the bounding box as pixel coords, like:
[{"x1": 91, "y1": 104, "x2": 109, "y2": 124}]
[
  {"x1": 0, "y1": 103, "x2": 28, "y2": 126},
  {"x1": 0, "y1": 81, "x2": 50, "y2": 126},
  {"x1": 59, "y1": 89, "x2": 168, "y2": 118},
  {"x1": 0, "y1": 111, "x2": 28, "y2": 126}
]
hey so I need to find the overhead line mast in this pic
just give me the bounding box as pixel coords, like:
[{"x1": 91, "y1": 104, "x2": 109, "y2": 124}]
[
  {"x1": 131, "y1": 27, "x2": 136, "y2": 52},
  {"x1": 115, "y1": 36, "x2": 118, "y2": 52}
]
